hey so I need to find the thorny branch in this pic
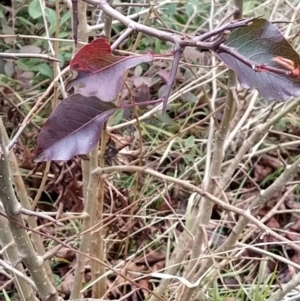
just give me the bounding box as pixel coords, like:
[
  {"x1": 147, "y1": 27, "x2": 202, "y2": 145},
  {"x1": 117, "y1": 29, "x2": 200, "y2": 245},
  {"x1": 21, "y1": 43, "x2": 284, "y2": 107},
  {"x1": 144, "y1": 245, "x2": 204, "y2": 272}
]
[
  {"x1": 78, "y1": 0, "x2": 295, "y2": 112},
  {"x1": 82, "y1": 0, "x2": 255, "y2": 49},
  {"x1": 0, "y1": 122, "x2": 58, "y2": 301}
]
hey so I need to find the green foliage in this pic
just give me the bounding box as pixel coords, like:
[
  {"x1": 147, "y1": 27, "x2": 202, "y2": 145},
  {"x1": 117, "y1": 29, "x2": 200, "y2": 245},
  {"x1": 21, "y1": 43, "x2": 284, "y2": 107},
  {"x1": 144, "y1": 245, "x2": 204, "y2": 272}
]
[
  {"x1": 261, "y1": 167, "x2": 284, "y2": 186},
  {"x1": 111, "y1": 109, "x2": 124, "y2": 126},
  {"x1": 0, "y1": 0, "x2": 73, "y2": 88},
  {"x1": 28, "y1": 0, "x2": 43, "y2": 19}
]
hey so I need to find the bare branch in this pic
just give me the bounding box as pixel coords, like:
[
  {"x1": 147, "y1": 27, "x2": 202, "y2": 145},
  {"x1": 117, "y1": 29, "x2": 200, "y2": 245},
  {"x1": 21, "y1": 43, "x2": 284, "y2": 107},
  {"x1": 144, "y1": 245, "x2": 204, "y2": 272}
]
[
  {"x1": 111, "y1": 26, "x2": 134, "y2": 51},
  {"x1": 194, "y1": 16, "x2": 257, "y2": 42},
  {"x1": 6, "y1": 66, "x2": 69, "y2": 151},
  {"x1": 88, "y1": 0, "x2": 181, "y2": 32},
  {"x1": 0, "y1": 121, "x2": 59, "y2": 301},
  {"x1": 0, "y1": 118, "x2": 54, "y2": 286},
  {"x1": 83, "y1": 0, "x2": 255, "y2": 49},
  {"x1": 0, "y1": 52, "x2": 60, "y2": 62},
  {"x1": 19, "y1": 208, "x2": 63, "y2": 226}
]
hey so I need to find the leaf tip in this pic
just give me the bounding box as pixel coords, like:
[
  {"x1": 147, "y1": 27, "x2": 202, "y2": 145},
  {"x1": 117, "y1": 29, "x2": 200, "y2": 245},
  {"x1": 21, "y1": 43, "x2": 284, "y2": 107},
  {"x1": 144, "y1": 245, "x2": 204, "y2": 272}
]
[{"x1": 33, "y1": 147, "x2": 45, "y2": 163}]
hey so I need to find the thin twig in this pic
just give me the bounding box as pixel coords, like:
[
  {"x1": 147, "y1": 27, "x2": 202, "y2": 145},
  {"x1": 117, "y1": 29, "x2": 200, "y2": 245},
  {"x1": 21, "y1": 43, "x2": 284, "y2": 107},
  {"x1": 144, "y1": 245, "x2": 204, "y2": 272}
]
[
  {"x1": 38, "y1": 0, "x2": 67, "y2": 98},
  {"x1": 6, "y1": 66, "x2": 69, "y2": 151},
  {"x1": 19, "y1": 208, "x2": 63, "y2": 226},
  {"x1": 88, "y1": 0, "x2": 181, "y2": 32},
  {"x1": 72, "y1": 0, "x2": 79, "y2": 46},
  {"x1": 111, "y1": 26, "x2": 134, "y2": 51},
  {"x1": 0, "y1": 121, "x2": 58, "y2": 301},
  {"x1": 268, "y1": 272, "x2": 300, "y2": 301},
  {"x1": 218, "y1": 44, "x2": 294, "y2": 77},
  {"x1": 0, "y1": 53, "x2": 60, "y2": 61},
  {"x1": 0, "y1": 259, "x2": 37, "y2": 291},
  {"x1": 83, "y1": 0, "x2": 254, "y2": 48}
]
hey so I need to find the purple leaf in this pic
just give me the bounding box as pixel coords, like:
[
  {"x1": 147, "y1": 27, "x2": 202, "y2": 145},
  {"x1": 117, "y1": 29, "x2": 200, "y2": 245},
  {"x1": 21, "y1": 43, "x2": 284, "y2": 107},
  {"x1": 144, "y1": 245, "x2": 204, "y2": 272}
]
[
  {"x1": 217, "y1": 18, "x2": 300, "y2": 101},
  {"x1": 34, "y1": 94, "x2": 117, "y2": 162},
  {"x1": 66, "y1": 38, "x2": 154, "y2": 102}
]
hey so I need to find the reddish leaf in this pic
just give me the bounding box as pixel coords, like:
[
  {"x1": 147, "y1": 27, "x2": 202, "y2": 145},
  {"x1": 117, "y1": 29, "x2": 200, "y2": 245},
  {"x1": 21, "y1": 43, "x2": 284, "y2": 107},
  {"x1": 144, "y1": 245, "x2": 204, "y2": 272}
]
[
  {"x1": 217, "y1": 18, "x2": 300, "y2": 101},
  {"x1": 66, "y1": 38, "x2": 154, "y2": 102},
  {"x1": 34, "y1": 94, "x2": 117, "y2": 162}
]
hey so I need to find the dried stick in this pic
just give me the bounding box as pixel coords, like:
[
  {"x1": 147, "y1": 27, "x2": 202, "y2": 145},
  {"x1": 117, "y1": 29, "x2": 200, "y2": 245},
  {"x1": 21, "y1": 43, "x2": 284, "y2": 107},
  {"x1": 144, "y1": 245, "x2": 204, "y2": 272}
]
[
  {"x1": 111, "y1": 26, "x2": 134, "y2": 50},
  {"x1": 0, "y1": 124, "x2": 58, "y2": 301},
  {"x1": 89, "y1": 2, "x2": 114, "y2": 297},
  {"x1": 72, "y1": 0, "x2": 79, "y2": 46},
  {"x1": 19, "y1": 208, "x2": 62, "y2": 225},
  {"x1": 90, "y1": 135, "x2": 106, "y2": 298}
]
